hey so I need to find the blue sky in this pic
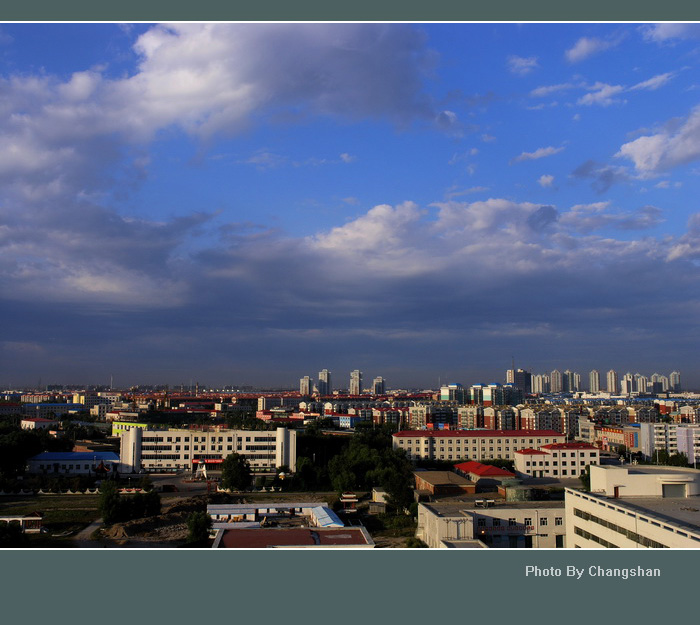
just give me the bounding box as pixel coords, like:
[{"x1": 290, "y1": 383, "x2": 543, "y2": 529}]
[{"x1": 2, "y1": 22, "x2": 700, "y2": 390}]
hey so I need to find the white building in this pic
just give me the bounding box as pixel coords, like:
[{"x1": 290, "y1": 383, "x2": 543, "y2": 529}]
[
  {"x1": 565, "y1": 465, "x2": 700, "y2": 548},
  {"x1": 317, "y1": 369, "x2": 332, "y2": 396},
  {"x1": 349, "y1": 370, "x2": 362, "y2": 395},
  {"x1": 417, "y1": 500, "x2": 566, "y2": 548},
  {"x1": 120, "y1": 426, "x2": 296, "y2": 474},
  {"x1": 514, "y1": 443, "x2": 599, "y2": 479},
  {"x1": 393, "y1": 429, "x2": 565, "y2": 463}
]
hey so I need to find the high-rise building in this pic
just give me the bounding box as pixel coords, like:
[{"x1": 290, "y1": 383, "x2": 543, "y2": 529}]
[
  {"x1": 573, "y1": 372, "x2": 581, "y2": 393},
  {"x1": 317, "y1": 369, "x2": 332, "y2": 396},
  {"x1": 440, "y1": 383, "x2": 465, "y2": 403},
  {"x1": 531, "y1": 374, "x2": 550, "y2": 394},
  {"x1": 670, "y1": 371, "x2": 681, "y2": 393},
  {"x1": 620, "y1": 372, "x2": 634, "y2": 395},
  {"x1": 299, "y1": 376, "x2": 312, "y2": 396},
  {"x1": 589, "y1": 370, "x2": 600, "y2": 393},
  {"x1": 635, "y1": 374, "x2": 648, "y2": 394},
  {"x1": 606, "y1": 369, "x2": 619, "y2": 395},
  {"x1": 372, "y1": 376, "x2": 386, "y2": 395},
  {"x1": 506, "y1": 368, "x2": 532, "y2": 394},
  {"x1": 550, "y1": 370, "x2": 563, "y2": 394},
  {"x1": 350, "y1": 370, "x2": 362, "y2": 395}
]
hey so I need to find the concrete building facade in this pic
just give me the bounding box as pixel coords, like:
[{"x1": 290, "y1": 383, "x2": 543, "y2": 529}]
[{"x1": 120, "y1": 426, "x2": 296, "y2": 474}]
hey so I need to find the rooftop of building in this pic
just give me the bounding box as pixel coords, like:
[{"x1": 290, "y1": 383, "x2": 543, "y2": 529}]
[
  {"x1": 413, "y1": 471, "x2": 474, "y2": 487},
  {"x1": 594, "y1": 464, "x2": 700, "y2": 476},
  {"x1": 566, "y1": 489, "x2": 700, "y2": 537},
  {"x1": 514, "y1": 448, "x2": 548, "y2": 455},
  {"x1": 393, "y1": 429, "x2": 564, "y2": 438},
  {"x1": 420, "y1": 497, "x2": 566, "y2": 517},
  {"x1": 454, "y1": 461, "x2": 515, "y2": 477},
  {"x1": 542, "y1": 442, "x2": 598, "y2": 450},
  {"x1": 215, "y1": 527, "x2": 374, "y2": 548}
]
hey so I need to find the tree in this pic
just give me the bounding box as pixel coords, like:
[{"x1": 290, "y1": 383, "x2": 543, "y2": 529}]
[
  {"x1": 186, "y1": 511, "x2": 212, "y2": 544},
  {"x1": 98, "y1": 480, "x2": 121, "y2": 524},
  {"x1": 579, "y1": 466, "x2": 591, "y2": 492},
  {"x1": 221, "y1": 453, "x2": 252, "y2": 491},
  {"x1": 0, "y1": 521, "x2": 27, "y2": 547},
  {"x1": 405, "y1": 537, "x2": 428, "y2": 548}
]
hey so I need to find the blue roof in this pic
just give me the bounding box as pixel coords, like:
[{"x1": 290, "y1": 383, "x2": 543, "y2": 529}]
[{"x1": 29, "y1": 452, "x2": 119, "y2": 462}]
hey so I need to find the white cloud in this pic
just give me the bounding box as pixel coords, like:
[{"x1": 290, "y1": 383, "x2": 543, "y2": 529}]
[
  {"x1": 512, "y1": 146, "x2": 564, "y2": 164},
  {"x1": 507, "y1": 55, "x2": 538, "y2": 75},
  {"x1": 616, "y1": 105, "x2": 700, "y2": 173},
  {"x1": 630, "y1": 72, "x2": 675, "y2": 91},
  {"x1": 340, "y1": 153, "x2": 356, "y2": 163},
  {"x1": 538, "y1": 174, "x2": 555, "y2": 187},
  {"x1": 577, "y1": 82, "x2": 625, "y2": 107},
  {"x1": 530, "y1": 83, "x2": 576, "y2": 97},
  {"x1": 642, "y1": 23, "x2": 700, "y2": 43},
  {"x1": 566, "y1": 36, "x2": 621, "y2": 63}
]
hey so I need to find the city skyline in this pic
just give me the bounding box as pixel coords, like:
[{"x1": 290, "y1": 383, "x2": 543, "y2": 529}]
[{"x1": 2, "y1": 23, "x2": 700, "y2": 388}]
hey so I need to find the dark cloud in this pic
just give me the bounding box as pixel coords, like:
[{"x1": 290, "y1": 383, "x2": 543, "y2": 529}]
[{"x1": 571, "y1": 159, "x2": 631, "y2": 193}]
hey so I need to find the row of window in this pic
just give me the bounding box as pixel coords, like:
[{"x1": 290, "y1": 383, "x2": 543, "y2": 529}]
[
  {"x1": 399, "y1": 438, "x2": 558, "y2": 445},
  {"x1": 475, "y1": 516, "x2": 563, "y2": 527},
  {"x1": 573, "y1": 508, "x2": 667, "y2": 548},
  {"x1": 142, "y1": 435, "x2": 261, "y2": 443},
  {"x1": 574, "y1": 526, "x2": 618, "y2": 548},
  {"x1": 525, "y1": 460, "x2": 595, "y2": 467}
]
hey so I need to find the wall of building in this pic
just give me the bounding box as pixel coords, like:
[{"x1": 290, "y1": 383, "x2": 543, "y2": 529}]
[{"x1": 565, "y1": 488, "x2": 700, "y2": 548}]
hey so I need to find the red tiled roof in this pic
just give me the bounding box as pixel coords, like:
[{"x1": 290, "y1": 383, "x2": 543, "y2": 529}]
[
  {"x1": 453, "y1": 461, "x2": 515, "y2": 477},
  {"x1": 393, "y1": 429, "x2": 563, "y2": 438},
  {"x1": 514, "y1": 448, "x2": 548, "y2": 455}
]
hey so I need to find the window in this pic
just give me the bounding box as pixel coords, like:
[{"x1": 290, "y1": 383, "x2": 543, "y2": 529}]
[
  {"x1": 524, "y1": 517, "x2": 532, "y2": 526},
  {"x1": 492, "y1": 519, "x2": 501, "y2": 527},
  {"x1": 555, "y1": 517, "x2": 563, "y2": 526},
  {"x1": 540, "y1": 518, "x2": 548, "y2": 526},
  {"x1": 477, "y1": 518, "x2": 486, "y2": 527},
  {"x1": 508, "y1": 518, "x2": 516, "y2": 526}
]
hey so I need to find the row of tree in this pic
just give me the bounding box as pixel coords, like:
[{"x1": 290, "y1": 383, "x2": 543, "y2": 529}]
[{"x1": 98, "y1": 481, "x2": 161, "y2": 525}]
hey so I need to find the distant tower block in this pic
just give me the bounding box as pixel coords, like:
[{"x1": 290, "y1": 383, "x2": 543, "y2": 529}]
[
  {"x1": 318, "y1": 369, "x2": 332, "y2": 395},
  {"x1": 350, "y1": 370, "x2": 362, "y2": 395}
]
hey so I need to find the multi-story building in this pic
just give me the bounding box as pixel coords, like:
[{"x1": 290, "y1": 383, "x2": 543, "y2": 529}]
[
  {"x1": 589, "y1": 370, "x2": 600, "y2": 393},
  {"x1": 440, "y1": 383, "x2": 465, "y2": 403},
  {"x1": 606, "y1": 369, "x2": 619, "y2": 395},
  {"x1": 514, "y1": 442, "x2": 599, "y2": 479},
  {"x1": 349, "y1": 370, "x2": 362, "y2": 395},
  {"x1": 457, "y1": 405, "x2": 483, "y2": 429},
  {"x1": 120, "y1": 426, "x2": 296, "y2": 474},
  {"x1": 393, "y1": 429, "x2": 565, "y2": 463},
  {"x1": 317, "y1": 369, "x2": 332, "y2": 396},
  {"x1": 565, "y1": 465, "x2": 700, "y2": 548},
  {"x1": 506, "y1": 369, "x2": 531, "y2": 394},
  {"x1": 299, "y1": 376, "x2": 312, "y2": 396},
  {"x1": 417, "y1": 499, "x2": 567, "y2": 548},
  {"x1": 550, "y1": 370, "x2": 563, "y2": 393},
  {"x1": 531, "y1": 374, "x2": 549, "y2": 394},
  {"x1": 639, "y1": 422, "x2": 700, "y2": 463},
  {"x1": 670, "y1": 371, "x2": 682, "y2": 393},
  {"x1": 372, "y1": 376, "x2": 386, "y2": 395},
  {"x1": 408, "y1": 404, "x2": 457, "y2": 430}
]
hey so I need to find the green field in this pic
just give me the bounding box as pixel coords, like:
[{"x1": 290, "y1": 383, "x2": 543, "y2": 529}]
[{"x1": 0, "y1": 494, "x2": 100, "y2": 536}]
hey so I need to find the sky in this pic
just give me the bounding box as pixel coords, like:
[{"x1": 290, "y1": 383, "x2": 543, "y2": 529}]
[{"x1": 2, "y1": 22, "x2": 700, "y2": 390}]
